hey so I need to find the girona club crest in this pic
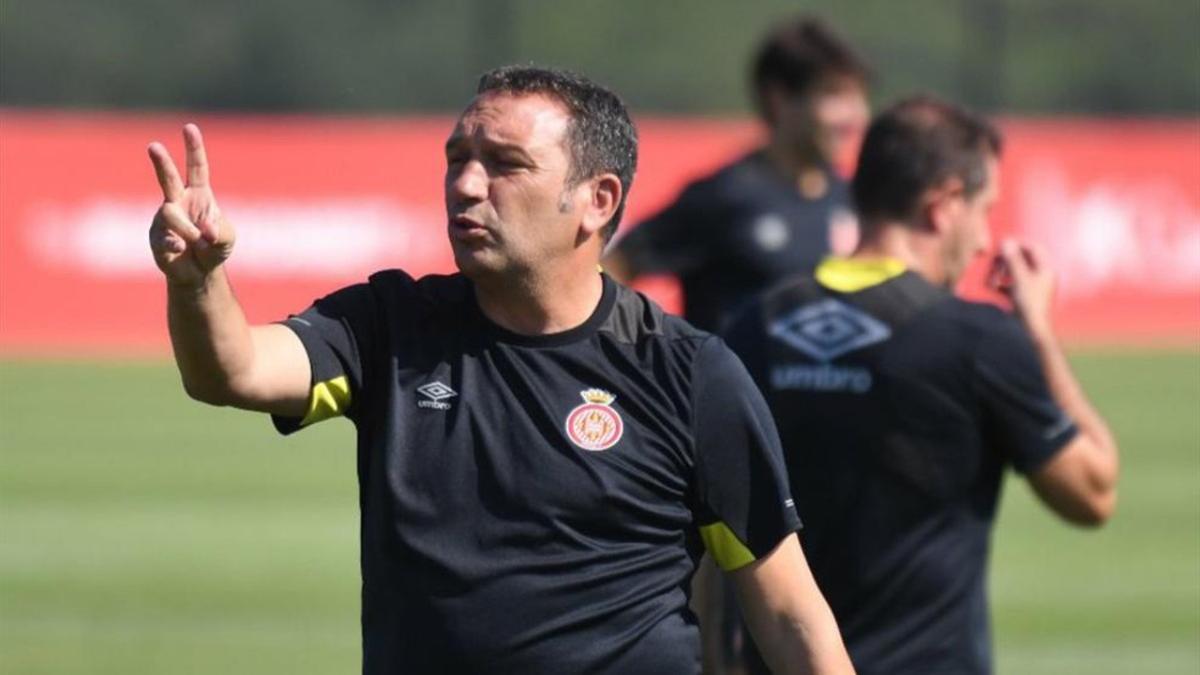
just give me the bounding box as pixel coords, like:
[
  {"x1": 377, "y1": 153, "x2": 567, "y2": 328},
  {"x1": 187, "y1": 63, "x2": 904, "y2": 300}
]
[{"x1": 564, "y1": 388, "x2": 624, "y2": 452}]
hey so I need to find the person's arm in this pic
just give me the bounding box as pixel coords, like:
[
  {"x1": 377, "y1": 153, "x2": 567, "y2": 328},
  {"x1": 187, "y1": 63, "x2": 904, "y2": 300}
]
[
  {"x1": 602, "y1": 185, "x2": 710, "y2": 284},
  {"x1": 148, "y1": 124, "x2": 311, "y2": 417},
  {"x1": 690, "y1": 337, "x2": 852, "y2": 674},
  {"x1": 729, "y1": 535, "x2": 854, "y2": 675},
  {"x1": 690, "y1": 556, "x2": 728, "y2": 675},
  {"x1": 995, "y1": 240, "x2": 1119, "y2": 526}
]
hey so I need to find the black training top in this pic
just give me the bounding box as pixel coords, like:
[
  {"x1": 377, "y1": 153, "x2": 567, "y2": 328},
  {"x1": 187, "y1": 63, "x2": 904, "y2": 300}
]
[
  {"x1": 723, "y1": 258, "x2": 1077, "y2": 675},
  {"x1": 614, "y1": 151, "x2": 852, "y2": 332},
  {"x1": 273, "y1": 271, "x2": 800, "y2": 675}
]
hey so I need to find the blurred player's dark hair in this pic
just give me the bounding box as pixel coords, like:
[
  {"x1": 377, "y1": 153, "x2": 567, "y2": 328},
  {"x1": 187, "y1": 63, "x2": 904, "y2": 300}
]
[
  {"x1": 852, "y1": 95, "x2": 1002, "y2": 225},
  {"x1": 751, "y1": 16, "x2": 871, "y2": 125},
  {"x1": 477, "y1": 66, "x2": 638, "y2": 243}
]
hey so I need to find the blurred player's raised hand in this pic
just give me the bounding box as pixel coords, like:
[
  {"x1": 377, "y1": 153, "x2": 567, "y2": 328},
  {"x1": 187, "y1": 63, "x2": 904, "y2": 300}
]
[
  {"x1": 147, "y1": 124, "x2": 236, "y2": 286},
  {"x1": 994, "y1": 239, "x2": 1056, "y2": 338}
]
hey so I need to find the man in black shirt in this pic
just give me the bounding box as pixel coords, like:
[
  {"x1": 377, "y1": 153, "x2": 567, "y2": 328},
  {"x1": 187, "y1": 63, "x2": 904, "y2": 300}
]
[
  {"x1": 605, "y1": 16, "x2": 870, "y2": 333},
  {"x1": 145, "y1": 66, "x2": 853, "y2": 674},
  {"x1": 723, "y1": 96, "x2": 1120, "y2": 674}
]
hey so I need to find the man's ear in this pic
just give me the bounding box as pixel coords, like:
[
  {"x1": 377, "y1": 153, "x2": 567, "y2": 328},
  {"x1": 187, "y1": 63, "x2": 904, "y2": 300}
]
[
  {"x1": 921, "y1": 176, "x2": 965, "y2": 235},
  {"x1": 580, "y1": 173, "x2": 622, "y2": 238}
]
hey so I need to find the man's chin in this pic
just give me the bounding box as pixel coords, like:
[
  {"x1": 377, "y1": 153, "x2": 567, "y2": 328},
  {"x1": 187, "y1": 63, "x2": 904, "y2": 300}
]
[{"x1": 452, "y1": 248, "x2": 504, "y2": 280}]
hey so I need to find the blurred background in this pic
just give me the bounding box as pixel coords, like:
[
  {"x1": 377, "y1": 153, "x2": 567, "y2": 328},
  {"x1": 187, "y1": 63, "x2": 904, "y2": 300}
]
[{"x1": 1, "y1": 1, "x2": 1197, "y2": 673}]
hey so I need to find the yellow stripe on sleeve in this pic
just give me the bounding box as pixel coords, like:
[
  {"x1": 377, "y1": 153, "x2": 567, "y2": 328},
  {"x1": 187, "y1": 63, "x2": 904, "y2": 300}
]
[
  {"x1": 299, "y1": 375, "x2": 352, "y2": 428},
  {"x1": 699, "y1": 521, "x2": 757, "y2": 572}
]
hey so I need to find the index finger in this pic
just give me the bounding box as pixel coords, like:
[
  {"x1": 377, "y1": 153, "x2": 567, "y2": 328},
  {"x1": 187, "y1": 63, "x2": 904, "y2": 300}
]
[
  {"x1": 183, "y1": 123, "x2": 211, "y2": 187},
  {"x1": 1021, "y1": 241, "x2": 1047, "y2": 271},
  {"x1": 147, "y1": 142, "x2": 184, "y2": 202}
]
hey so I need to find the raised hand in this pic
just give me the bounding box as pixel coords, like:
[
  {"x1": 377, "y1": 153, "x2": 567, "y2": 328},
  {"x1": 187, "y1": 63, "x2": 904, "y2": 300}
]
[
  {"x1": 994, "y1": 239, "x2": 1056, "y2": 339},
  {"x1": 147, "y1": 124, "x2": 236, "y2": 287}
]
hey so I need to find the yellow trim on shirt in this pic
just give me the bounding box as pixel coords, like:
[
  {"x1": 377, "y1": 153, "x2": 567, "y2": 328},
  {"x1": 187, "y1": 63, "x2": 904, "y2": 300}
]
[
  {"x1": 700, "y1": 521, "x2": 757, "y2": 572},
  {"x1": 300, "y1": 375, "x2": 351, "y2": 428},
  {"x1": 815, "y1": 256, "x2": 907, "y2": 293}
]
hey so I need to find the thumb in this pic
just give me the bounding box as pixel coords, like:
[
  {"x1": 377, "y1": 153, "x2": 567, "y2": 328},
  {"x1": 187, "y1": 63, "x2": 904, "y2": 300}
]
[
  {"x1": 197, "y1": 214, "x2": 220, "y2": 245},
  {"x1": 199, "y1": 213, "x2": 235, "y2": 250},
  {"x1": 160, "y1": 202, "x2": 205, "y2": 247}
]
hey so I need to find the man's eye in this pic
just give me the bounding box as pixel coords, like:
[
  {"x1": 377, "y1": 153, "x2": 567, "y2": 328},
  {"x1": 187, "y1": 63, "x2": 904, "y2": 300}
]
[{"x1": 494, "y1": 158, "x2": 525, "y2": 171}]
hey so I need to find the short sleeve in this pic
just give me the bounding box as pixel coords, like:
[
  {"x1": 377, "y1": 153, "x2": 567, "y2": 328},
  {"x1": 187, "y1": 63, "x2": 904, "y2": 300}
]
[
  {"x1": 613, "y1": 185, "x2": 714, "y2": 276},
  {"x1": 720, "y1": 301, "x2": 769, "y2": 393},
  {"x1": 272, "y1": 282, "x2": 377, "y2": 435},
  {"x1": 691, "y1": 337, "x2": 801, "y2": 572},
  {"x1": 973, "y1": 314, "x2": 1077, "y2": 474}
]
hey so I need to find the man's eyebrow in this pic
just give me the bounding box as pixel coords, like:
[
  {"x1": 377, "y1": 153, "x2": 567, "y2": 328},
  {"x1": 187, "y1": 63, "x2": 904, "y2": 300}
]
[{"x1": 444, "y1": 133, "x2": 536, "y2": 161}]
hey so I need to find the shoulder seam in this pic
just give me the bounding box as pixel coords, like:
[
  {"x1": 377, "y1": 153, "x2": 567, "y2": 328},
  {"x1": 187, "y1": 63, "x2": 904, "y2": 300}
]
[
  {"x1": 687, "y1": 336, "x2": 720, "y2": 509},
  {"x1": 686, "y1": 337, "x2": 721, "y2": 432}
]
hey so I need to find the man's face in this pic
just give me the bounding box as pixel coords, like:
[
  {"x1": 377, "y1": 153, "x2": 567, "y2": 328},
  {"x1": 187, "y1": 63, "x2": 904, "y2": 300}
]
[
  {"x1": 942, "y1": 156, "x2": 1000, "y2": 286},
  {"x1": 771, "y1": 74, "x2": 869, "y2": 166},
  {"x1": 444, "y1": 92, "x2": 581, "y2": 279}
]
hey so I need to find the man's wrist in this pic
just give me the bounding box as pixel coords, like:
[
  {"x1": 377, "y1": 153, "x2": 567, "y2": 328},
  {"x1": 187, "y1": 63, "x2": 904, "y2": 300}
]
[
  {"x1": 166, "y1": 270, "x2": 220, "y2": 299},
  {"x1": 1023, "y1": 318, "x2": 1058, "y2": 349}
]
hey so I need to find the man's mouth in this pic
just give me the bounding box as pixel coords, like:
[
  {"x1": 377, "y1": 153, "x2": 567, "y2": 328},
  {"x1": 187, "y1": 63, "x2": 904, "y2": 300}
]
[
  {"x1": 451, "y1": 214, "x2": 487, "y2": 228},
  {"x1": 449, "y1": 214, "x2": 492, "y2": 242}
]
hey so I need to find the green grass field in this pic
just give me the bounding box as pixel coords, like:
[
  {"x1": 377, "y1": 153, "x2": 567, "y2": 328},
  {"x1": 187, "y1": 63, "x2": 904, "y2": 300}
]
[{"x1": 2, "y1": 352, "x2": 1197, "y2": 674}]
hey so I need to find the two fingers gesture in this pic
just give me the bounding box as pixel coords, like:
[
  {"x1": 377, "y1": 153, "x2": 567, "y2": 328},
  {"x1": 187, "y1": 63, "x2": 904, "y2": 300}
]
[{"x1": 148, "y1": 124, "x2": 235, "y2": 286}]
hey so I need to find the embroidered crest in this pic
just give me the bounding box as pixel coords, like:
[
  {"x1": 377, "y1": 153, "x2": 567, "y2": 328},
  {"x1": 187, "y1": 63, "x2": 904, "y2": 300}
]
[{"x1": 564, "y1": 388, "x2": 623, "y2": 451}]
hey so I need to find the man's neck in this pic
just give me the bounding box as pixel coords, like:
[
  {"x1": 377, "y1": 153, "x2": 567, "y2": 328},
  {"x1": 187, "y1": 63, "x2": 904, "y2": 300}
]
[
  {"x1": 762, "y1": 139, "x2": 829, "y2": 199},
  {"x1": 473, "y1": 263, "x2": 604, "y2": 336},
  {"x1": 852, "y1": 221, "x2": 946, "y2": 285}
]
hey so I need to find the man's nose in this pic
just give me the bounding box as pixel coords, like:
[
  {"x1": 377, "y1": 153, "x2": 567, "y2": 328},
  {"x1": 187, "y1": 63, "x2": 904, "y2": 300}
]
[{"x1": 448, "y1": 160, "x2": 488, "y2": 201}]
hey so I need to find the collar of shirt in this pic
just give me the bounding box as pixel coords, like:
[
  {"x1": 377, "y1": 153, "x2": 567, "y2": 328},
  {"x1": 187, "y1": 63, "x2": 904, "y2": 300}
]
[{"x1": 815, "y1": 256, "x2": 907, "y2": 293}]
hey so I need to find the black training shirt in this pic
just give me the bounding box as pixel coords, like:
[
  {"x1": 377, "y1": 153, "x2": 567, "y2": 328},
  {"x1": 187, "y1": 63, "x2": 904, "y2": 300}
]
[
  {"x1": 723, "y1": 258, "x2": 1077, "y2": 675},
  {"x1": 614, "y1": 151, "x2": 852, "y2": 332},
  {"x1": 273, "y1": 271, "x2": 800, "y2": 675}
]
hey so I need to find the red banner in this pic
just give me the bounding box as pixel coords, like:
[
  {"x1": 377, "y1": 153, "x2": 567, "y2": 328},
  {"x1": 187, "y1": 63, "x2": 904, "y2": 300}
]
[{"x1": 1, "y1": 110, "x2": 1197, "y2": 355}]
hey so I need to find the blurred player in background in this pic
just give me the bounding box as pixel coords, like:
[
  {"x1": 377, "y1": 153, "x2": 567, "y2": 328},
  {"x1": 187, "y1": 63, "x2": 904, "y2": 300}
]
[
  {"x1": 604, "y1": 16, "x2": 870, "y2": 673},
  {"x1": 146, "y1": 66, "x2": 854, "y2": 674},
  {"x1": 604, "y1": 15, "x2": 870, "y2": 333},
  {"x1": 722, "y1": 96, "x2": 1121, "y2": 674}
]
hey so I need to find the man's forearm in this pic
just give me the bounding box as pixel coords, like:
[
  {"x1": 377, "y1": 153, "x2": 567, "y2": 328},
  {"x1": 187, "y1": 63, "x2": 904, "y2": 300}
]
[
  {"x1": 167, "y1": 267, "x2": 255, "y2": 404},
  {"x1": 752, "y1": 603, "x2": 853, "y2": 675},
  {"x1": 732, "y1": 536, "x2": 855, "y2": 675},
  {"x1": 1027, "y1": 326, "x2": 1117, "y2": 458}
]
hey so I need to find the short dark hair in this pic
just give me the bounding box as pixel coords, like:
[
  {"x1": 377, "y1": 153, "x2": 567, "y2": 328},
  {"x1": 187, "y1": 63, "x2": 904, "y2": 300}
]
[
  {"x1": 852, "y1": 95, "x2": 1003, "y2": 225},
  {"x1": 751, "y1": 16, "x2": 870, "y2": 125},
  {"x1": 477, "y1": 66, "x2": 638, "y2": 243}
]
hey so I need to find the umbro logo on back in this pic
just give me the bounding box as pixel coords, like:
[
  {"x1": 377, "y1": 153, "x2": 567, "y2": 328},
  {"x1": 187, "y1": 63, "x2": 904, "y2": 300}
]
[
  {"x1": 767, "y1": 299, "x2": 889, "y2": 394},
  {"x1": 769, "y1": 298, "x2": 891, "y2": 362},
  {"x1": 417, "y1": 381, "x2": 457, "y2": 410}
]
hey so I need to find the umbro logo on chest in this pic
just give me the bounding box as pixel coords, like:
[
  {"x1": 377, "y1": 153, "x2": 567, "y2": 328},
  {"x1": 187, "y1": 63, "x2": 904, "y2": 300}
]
[{"x1": 416, "y1": 381, "x2": 457, "y2": 410}]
